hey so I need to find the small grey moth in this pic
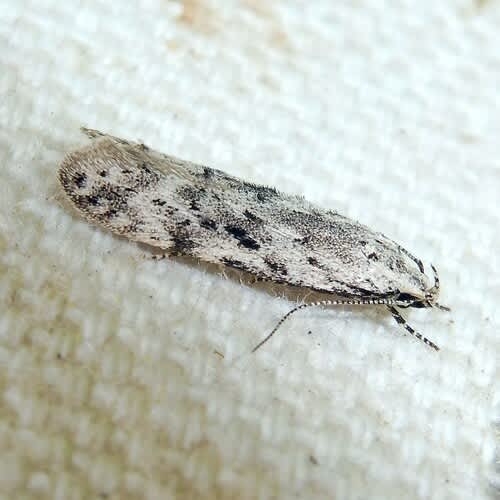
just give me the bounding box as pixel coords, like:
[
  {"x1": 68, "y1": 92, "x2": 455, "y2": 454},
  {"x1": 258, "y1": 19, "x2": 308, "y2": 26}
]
[{"x1": 58, "y1": 128, "x2": 449, "y2": 352}]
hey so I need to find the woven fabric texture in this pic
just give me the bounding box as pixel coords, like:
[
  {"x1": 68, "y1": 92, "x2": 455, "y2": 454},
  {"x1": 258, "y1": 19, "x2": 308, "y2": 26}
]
[{"x1": 1, "y1": 1, "x2": 499, "y2": 499}]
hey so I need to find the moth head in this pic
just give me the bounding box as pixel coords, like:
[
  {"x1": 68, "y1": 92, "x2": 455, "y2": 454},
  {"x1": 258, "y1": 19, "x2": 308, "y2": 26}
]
[{"x1": 397, "y1": 263, "x2": 448, "y2": 310}]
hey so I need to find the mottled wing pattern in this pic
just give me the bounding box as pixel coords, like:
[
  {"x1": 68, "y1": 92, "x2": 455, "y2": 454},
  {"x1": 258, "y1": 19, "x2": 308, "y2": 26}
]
[{"x1": 59, "y1": 132, "x2": 430, "y2": 300}]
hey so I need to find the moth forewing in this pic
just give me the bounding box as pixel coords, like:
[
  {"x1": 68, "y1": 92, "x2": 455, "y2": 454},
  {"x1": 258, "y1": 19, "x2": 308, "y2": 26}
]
[{"x1": 58, "y1": 129, "x2": 447, "y2": 352}]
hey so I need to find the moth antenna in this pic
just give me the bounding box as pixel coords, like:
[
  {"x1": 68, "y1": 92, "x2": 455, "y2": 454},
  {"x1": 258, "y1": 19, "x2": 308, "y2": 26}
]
[
  {"x1": 252, "y1": 297, "x2": 402, "y2": 353},
  {"x1": 430, "y1": 263, "x2": 440, "y2": 291},
  {"x1": 387, "y1": 306, "x2": 440, "y2": 351},
  {"x1": 429, "y1": 264, "x2": 450, "y2": 311},
  {"x1": 402, "y1": 247, "x2": 425, "y2": 274}
]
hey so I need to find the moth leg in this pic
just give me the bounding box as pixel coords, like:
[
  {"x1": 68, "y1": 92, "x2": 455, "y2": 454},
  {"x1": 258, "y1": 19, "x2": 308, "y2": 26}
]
[{"x1": 387, "y1": 306, "x2": 440, "y2": 351}]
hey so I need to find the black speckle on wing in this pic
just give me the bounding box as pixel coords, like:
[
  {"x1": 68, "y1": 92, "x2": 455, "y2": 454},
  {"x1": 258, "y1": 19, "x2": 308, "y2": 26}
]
[
  {"x1": 222, "y1": 257, "x2": 246, "y2": 269},
  {"x1": 307, "y1": 256, "x2": 319, "y2": 266},
  {"x1": 243, "y1": 209, "x2": 262, "y2": 224},
  {"x1": 224, "y1": 224, "x2": 260, "y2": 250},
  {"x1": 164, "y1": 206, "x2": 178, "y2": 217},
  {"x1": 74, "y1": 173, "x2": 87, "y2": 188},
  {"x1": 263, "y1": 257, "x2": 288, "y2": 276},
  {"x1": 295, "y1": 235, "x2": 311, "y2": 246},
  {"x1": 152, "y1": 198, "x2": 167, "y2": 207},
  {"x1": 122, "y1": 162, "x2": 161, "y2": 189},
  {"x1": 85, "y1": 194, "x2": 99, "y2": 206},
  {"x1": 170, "y1": 229, "x2": 196, "y2": 256},
  {"x1": 177, "y1": 185, "x2": 205, "y2": 212},
  {"x1": 200, "y1": 217, "x2": 217, "y2": 230}
]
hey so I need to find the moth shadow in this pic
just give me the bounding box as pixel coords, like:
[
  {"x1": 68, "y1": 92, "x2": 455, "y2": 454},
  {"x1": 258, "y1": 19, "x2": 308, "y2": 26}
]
[{"x1": 138, "y1": 243, "x2": 386, "y2": 322}]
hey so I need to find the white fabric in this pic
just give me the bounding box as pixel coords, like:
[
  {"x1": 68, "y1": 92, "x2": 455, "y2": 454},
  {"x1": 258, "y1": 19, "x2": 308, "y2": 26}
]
[{"x1": 1, "y1": 1, "x2": 499, "y2": 498}]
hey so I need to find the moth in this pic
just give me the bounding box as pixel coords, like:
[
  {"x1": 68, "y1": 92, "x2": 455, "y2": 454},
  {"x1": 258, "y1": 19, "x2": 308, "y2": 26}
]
[{"x1": 58, "y1": 128, "x2": 449, "y2": 351}]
